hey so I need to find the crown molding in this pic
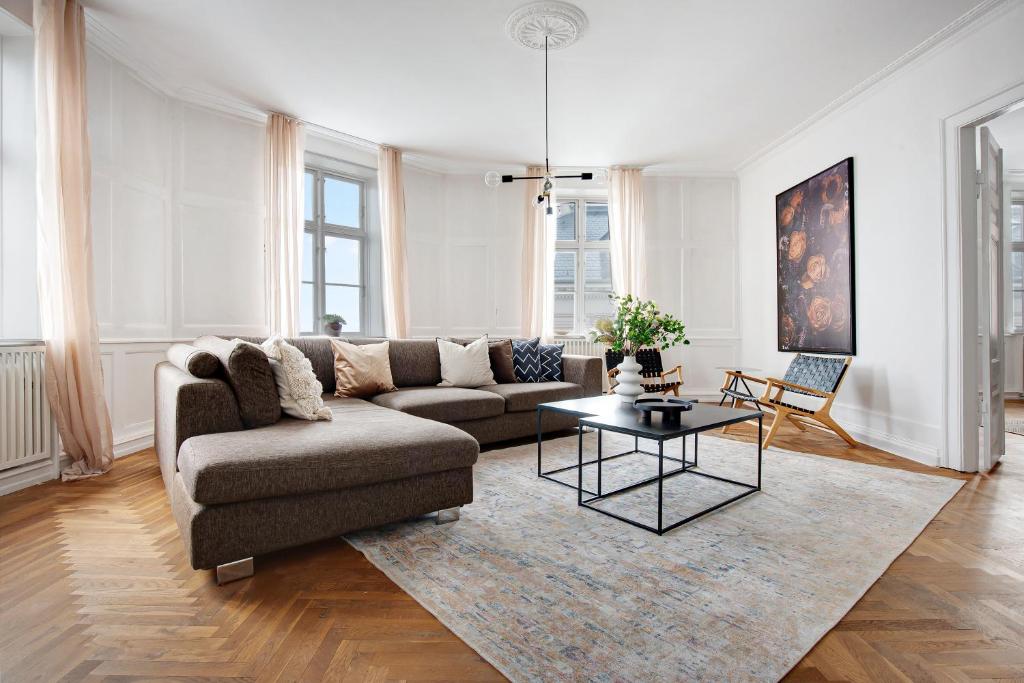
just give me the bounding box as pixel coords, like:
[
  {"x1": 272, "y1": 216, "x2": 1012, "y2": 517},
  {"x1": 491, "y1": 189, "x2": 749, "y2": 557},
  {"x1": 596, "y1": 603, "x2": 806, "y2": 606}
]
[
  {"x1": 84, "y1": 12, "x2": 176, "y2": 97},
  {"x1": 735, "y1": 0, "x2": 1013, "y2": 172}
]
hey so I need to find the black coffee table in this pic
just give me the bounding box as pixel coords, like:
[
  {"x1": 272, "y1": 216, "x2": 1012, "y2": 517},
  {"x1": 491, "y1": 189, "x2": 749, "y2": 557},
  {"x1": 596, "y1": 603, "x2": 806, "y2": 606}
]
[
  {"x1": 536, "y1": 395, "x2": 696, "y2": 496},
  {"x1": 577, "y1": 403, "x2": 763, "y2": 534}
]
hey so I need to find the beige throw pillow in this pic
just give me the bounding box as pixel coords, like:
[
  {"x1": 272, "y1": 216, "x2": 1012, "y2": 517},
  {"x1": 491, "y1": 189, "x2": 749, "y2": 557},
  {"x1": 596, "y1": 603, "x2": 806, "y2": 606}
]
[
  {"x1": 437, "y1": 336, "x2": 496, "y2": 388},
  {"x1": 330, "y1": 339, "x2": 397, "y2": 398}
]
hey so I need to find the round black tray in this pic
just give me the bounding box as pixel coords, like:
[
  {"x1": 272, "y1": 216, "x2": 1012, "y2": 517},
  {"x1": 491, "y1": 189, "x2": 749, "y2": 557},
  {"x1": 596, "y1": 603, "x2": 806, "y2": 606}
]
[{"x1": 633, "y1": 398, "x2": 695, "y2": 426}]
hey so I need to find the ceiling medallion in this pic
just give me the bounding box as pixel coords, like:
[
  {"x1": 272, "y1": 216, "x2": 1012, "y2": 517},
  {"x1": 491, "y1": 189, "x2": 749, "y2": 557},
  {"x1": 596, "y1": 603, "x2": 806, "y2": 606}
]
[
  {"x1": 485, "y1": 1, "x2": 593, "y2": 209},
  {"x1": 505, "y1": 1, "x2": 588, "y2": 51}
]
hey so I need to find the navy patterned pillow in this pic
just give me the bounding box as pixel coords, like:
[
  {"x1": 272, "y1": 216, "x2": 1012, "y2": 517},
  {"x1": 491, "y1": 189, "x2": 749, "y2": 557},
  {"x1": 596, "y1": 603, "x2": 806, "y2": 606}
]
[
  {"x1": 538, "y1": 343, "x2": 564, "y2": 381},
  {"x1": 512, "y1": 338, "x2": 542, "y2": 383}
]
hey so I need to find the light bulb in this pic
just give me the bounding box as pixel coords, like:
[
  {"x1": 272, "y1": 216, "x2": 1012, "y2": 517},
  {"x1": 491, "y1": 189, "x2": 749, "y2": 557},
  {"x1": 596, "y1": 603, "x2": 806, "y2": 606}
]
[{"x1": 484, "y1": 171, "x2": 501, "y2": 188}]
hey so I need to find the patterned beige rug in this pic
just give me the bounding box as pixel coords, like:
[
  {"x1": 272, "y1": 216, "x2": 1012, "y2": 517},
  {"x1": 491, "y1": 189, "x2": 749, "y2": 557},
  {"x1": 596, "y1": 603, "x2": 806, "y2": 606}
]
[{"x1": 346, "y1": 432, "x2": 963, "y2": 682}]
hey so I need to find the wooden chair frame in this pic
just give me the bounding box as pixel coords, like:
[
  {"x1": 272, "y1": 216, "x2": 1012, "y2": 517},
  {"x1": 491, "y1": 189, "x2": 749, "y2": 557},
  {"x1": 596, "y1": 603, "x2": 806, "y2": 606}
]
[
  {"x1": 719, "y1": 357, "x2": 857, "y2": 450},
  {"x1": 606, "y1": 349, "x2": 683, "y2": 397}
]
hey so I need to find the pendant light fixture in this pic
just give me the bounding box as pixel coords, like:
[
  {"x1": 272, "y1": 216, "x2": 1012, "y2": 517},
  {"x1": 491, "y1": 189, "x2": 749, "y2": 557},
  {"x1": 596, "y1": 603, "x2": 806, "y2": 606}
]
[{"x1": 484, "y1": 1, "x2": 592, "y2": 215}]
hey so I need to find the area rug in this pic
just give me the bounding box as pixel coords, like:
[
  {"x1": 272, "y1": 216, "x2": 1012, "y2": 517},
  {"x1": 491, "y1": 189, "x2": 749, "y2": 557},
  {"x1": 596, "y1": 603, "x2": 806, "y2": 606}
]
[{"x1": 345, "y1": 432, "x2": 963, "y2": 682}]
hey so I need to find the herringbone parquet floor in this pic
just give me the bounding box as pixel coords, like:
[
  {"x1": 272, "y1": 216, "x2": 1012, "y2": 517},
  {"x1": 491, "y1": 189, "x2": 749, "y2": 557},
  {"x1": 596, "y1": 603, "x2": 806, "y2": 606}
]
[{"x1": 0, "y1": 419, "x2": 1019, "y2": 682}]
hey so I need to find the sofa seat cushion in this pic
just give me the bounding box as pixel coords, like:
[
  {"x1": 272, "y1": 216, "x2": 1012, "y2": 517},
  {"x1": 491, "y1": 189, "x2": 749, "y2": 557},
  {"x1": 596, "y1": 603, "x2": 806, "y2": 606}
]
[
  {"x1": 370, "y1": 386, "x2": 505, "y2": 423},
  {"x1": 478, "y1": 381, "x2": 584, "y2": 412},
  {"x1": 177, "y1": 398, "x2": 478, "y2": 505}
]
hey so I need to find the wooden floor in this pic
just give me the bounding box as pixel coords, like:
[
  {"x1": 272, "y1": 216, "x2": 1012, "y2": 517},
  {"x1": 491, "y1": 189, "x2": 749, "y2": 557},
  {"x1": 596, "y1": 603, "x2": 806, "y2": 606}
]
[{"x1": 1, "y1": 417, "x2": 1020, "y2": 682}]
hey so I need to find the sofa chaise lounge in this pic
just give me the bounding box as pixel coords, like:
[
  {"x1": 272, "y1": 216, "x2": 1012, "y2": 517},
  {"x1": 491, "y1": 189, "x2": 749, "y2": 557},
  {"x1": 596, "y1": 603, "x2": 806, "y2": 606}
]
[{"x1": 155, "y1": 336, "x2": 602, "y2": 581}]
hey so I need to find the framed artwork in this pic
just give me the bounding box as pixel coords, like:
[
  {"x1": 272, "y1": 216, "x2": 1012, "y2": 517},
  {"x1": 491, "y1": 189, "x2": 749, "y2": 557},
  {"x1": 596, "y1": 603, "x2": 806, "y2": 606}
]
[{"x1": 775, "y1": 157, "x2": 856, "y2": 355}]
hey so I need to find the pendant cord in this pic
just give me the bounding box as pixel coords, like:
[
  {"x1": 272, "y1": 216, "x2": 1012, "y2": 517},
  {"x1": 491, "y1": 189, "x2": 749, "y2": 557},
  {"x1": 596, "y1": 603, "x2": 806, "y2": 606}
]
[{"x1": 544, "y1": 35, "x2": 549, "y2": 175}]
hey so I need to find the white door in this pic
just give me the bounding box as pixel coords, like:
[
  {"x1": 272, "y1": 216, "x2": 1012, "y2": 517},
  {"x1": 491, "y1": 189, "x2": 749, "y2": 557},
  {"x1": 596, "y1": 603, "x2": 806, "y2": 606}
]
[{"x1": 979, "y1": 126, "x2": 1005, "y2": 471}]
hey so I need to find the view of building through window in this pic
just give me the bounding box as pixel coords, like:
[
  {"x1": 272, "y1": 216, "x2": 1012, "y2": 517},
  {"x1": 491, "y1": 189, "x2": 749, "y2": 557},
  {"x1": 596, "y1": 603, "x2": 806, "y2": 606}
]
[{"x1": 554, "y1": 199, "x2": 613, "y2": 335}]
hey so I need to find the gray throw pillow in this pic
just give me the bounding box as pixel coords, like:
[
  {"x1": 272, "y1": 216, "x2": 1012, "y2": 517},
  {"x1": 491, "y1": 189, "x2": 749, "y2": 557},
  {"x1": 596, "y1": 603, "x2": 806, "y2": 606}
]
[
  {"x1": 166, "y1": 343, "x2": 220, "y2": 378},
  {"x1": 193, "y1": 336, "x2": 280, "y2": 428}
]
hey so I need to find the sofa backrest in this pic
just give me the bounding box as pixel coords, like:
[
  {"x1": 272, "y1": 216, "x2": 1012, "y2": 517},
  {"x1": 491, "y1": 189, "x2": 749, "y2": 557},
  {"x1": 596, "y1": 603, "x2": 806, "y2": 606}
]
[{"x1": 231, "y1": 336, "x2": 442, "y2": 392}]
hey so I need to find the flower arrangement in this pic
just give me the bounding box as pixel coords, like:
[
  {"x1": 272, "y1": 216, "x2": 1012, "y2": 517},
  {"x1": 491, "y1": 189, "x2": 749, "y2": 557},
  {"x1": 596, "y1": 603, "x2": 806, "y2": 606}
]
[{"x1": 589, "y1": 294, "x2": 690, "y2": 356}]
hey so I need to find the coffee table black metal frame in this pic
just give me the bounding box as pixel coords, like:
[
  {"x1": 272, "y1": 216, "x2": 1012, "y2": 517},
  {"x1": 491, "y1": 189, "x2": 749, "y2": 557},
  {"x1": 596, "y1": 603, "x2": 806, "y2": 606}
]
[
  {"x1": 576, "y1": 405, "x2": 764, "y2": 535},
  {"x1": 536, "y1": 395, "x2": 695, "y2": 497}
]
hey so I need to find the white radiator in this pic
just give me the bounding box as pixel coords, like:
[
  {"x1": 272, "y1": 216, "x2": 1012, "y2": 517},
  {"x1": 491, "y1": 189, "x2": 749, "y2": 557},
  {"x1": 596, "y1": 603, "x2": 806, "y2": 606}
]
[
  {"x1": 557, "y1": 337, "x2": 609, "y2": 391},
  {"x1": 0, "y1": 344, "x2": 55, "y2": 472}
]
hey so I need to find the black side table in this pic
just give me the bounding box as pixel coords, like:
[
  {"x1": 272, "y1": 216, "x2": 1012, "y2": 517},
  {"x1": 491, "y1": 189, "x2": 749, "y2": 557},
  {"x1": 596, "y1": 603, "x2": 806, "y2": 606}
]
[
  {"x1": 536, "y1": 395, "x2": 693, "y2": 496},
  {"x1": 577, "y1": 404, "x2": 763, "y2": 535}
]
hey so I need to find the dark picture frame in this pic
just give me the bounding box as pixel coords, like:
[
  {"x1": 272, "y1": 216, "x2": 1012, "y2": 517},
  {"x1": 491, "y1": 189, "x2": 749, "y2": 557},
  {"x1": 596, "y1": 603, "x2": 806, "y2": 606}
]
[{"x1": 775, "y1": 157, "x2": 856, "y2": 355}]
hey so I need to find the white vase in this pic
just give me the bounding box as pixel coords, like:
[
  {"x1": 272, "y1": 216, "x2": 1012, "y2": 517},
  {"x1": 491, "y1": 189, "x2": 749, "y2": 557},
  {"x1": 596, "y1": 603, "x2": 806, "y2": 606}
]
[{"x1": 614, "y1": 355, "x2": 645, "y2": 403}]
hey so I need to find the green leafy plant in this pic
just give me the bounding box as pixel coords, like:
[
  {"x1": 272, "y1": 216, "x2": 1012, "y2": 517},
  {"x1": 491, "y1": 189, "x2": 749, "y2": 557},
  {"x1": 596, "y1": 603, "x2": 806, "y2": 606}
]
[
  {"x1": 321, "y1": 313, "x2": 347, "y2": 325},
  {"x1": 589, "y1": 294, "x2": 690, "y2": 355}
]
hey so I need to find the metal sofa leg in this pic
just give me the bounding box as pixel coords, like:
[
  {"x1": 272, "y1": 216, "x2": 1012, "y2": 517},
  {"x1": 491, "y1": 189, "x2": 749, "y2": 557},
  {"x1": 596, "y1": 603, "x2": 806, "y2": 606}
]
[
  {"x1": 216, "y1": 557, "x2": 254, "y2": 585},
  {"x1": 436, "y1": 507, "x2": 461, "y2": 524}
]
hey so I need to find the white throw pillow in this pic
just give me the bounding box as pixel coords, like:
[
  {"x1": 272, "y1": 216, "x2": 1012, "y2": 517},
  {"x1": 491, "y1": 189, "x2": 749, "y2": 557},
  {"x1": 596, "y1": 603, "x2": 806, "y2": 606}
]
[
  {"x1": 250, "y1": 336, "x2": 333, "y2": 421},
  {"x1": 437, "y1": 336, "x2": 496, "y2": 388}
]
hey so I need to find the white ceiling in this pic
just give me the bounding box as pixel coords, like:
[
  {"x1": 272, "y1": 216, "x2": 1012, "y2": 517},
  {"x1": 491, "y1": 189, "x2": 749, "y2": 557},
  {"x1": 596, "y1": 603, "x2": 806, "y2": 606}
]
[
  {"x1": 987, "y1": 106, "x2": 1024, "y2": 172},
  {"x1": 85, "y1": 0, "x2": 986, "y2": 173}
]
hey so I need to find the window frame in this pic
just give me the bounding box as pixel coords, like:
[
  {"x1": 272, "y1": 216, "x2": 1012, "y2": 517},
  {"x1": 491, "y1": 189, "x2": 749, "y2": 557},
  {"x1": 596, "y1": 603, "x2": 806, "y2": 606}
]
[
  {"x1": 1009, "y1": 198, "x2": 1024, "y2": 334},
  {"x1": 554, "y1": 197, "x2": 612, "y2": 336},
  {"x1": 303, "y1": 167, "x2": 367, "y2": 336}
]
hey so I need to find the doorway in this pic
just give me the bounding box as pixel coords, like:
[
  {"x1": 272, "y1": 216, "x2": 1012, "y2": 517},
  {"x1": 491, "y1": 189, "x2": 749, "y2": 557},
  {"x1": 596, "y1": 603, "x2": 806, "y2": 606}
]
[{"x1": 941, "y1": 84, "x2": 1024, "y2": 473}]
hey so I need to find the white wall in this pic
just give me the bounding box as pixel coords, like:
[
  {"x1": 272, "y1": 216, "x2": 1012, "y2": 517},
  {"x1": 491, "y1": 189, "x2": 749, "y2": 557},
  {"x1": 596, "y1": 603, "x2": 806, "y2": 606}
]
[
  {"x1": 402, "y1": 171, "x2": 739, "y2": 397},
  {"x1": 405, "y1": 171, "x2": 524, "y2": 339},
  {"x1": 0, "y1": 34, "x2": 36, "y2": 340},
  {"x1": 86, "y1": 46, "x2": 267, "y2": 453},
  {"x1": 644, "y1": 176, "x2": 740, "y2": 397},
  {"x1": 736, "y1": 3, "x2": 1024, "y2": 465}
]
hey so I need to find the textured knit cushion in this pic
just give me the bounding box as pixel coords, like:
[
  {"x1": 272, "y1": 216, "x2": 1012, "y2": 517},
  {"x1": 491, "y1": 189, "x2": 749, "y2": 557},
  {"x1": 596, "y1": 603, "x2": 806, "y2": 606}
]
[
  {"x1": 437, "y1": 336, "x2": 496, "y2": 388},
  {"x1": 448, "y1": 337, "x2": 517, "y2": 384},
  {"x1": 259, "y1": 336, "x2": 332, "y2": 421},
  {"x1": 330, "y1": 339, "x2": 398, "y2": 398},
  {"x1": 166, "y1": 343, "x2": 220, "y2": 378},
  {"x1": 782, "y1": 354, "x2": 848, "y2": 395},
  {"x1": 538, "y1": 342, "x2": 564, "y2": 381},
  {"x1": 193, "y1": 336, "x2": 280, "y2": 429},
  {"x1": 512, "y1": 337, "x2": 542, "y2": 383}
]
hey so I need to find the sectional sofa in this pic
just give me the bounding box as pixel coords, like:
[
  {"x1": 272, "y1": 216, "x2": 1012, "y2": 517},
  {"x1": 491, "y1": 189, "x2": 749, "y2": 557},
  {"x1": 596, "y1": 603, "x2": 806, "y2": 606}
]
[{"x1": 155, "y1": 336, "x2": 602, "y2": 581}]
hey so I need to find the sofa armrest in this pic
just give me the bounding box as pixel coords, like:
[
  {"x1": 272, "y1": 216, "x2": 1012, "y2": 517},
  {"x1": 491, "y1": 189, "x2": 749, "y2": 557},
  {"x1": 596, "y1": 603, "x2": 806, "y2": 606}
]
[
  {"x1": 562, "y1": 354, "x2": 603, "y2": 397},
  {"x1": 154, "y1": 361, "x2": 243, "y2": 495}
]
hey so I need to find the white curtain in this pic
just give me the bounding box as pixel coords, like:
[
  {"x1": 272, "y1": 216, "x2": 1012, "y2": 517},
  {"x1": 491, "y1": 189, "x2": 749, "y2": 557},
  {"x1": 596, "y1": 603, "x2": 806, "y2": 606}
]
[
  {"x1": 608, "y1": 167, "x2": 647, "y2": 298},
  {"x1": 34, "y1": 0, "x2": 114, "y2": 480},
  {"x1": 378, "y1": 146, "x2": 410, "y2": 338},
  {"x1": 520, "y1": 166, "x2": 554, "y2": 340},
  {"x1": 265, "y1": 113, "x2": 305, "y2": 337}
]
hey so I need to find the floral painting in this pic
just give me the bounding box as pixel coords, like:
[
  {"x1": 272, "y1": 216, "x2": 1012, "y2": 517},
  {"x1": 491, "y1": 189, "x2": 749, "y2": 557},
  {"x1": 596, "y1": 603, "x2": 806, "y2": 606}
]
[{"x1": 776, "y1": 158, "x2": 856, "y2": 355}]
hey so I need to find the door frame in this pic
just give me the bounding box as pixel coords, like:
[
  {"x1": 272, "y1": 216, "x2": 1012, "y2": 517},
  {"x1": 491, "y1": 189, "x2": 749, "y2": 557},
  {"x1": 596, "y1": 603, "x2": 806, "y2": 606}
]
[{"x1": 941, "y1": 80, "x2": 1024, "y2": 472}]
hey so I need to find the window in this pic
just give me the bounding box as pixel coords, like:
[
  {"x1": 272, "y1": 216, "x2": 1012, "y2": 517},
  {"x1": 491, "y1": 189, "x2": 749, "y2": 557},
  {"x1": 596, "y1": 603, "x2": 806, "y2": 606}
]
[
  {"x1": 1011, "y1": 200, "x2": 1024, "y2": 332},
  {"x1": 554, "y1": 199, "x2": 613, "y2": 335},
  {"x1": 301, "y1": 168, "x2": 366, "y2": 334}
]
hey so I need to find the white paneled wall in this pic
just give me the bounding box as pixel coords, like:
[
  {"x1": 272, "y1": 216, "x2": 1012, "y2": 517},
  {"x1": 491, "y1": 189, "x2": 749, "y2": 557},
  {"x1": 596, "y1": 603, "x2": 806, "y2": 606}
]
[
  {"x1": 644, "y1": 176, "x2": 740, "y2": 398},
  {"x1": 406, "y1": 171, "x2": 523, "y2": 338},
  {"x1": 86, "y1": 47, "x2": 267, "y2": 455},
  {"x1": 404, "y1": 171, "x2": 739, "y2": 400}
]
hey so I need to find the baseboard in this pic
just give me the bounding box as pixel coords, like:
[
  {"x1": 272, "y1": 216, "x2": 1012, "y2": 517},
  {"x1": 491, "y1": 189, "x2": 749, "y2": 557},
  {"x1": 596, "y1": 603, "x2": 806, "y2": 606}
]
[
  {"x1": 841, "y1": 422, "x2": 941, "y2": 467},
  {"x1": 0, "y1": 458, "x2": 60, "y2": 497}
]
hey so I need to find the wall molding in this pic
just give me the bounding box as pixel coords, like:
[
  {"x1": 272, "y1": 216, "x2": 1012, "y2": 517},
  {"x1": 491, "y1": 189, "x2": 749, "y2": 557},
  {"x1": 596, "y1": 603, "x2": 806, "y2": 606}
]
[{"x1": 736, "y1": 0, "x2": 1013, "y2": 172}]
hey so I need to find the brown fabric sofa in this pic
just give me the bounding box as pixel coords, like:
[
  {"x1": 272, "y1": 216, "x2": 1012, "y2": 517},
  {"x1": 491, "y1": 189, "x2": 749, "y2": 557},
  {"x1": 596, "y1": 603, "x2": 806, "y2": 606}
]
[{"x1": 155, "y1": 336, "x2": 603, "y2": 576}]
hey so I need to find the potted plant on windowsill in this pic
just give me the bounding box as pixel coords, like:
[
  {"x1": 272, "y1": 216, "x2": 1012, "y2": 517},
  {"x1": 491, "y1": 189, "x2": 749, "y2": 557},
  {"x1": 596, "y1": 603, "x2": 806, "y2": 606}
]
[
  {"x1": 322, "y1": 314, "x2": 347, "y2": 337},
  {"x1": 589, "y1": 294, "x2": 690, "y2": 403}
]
